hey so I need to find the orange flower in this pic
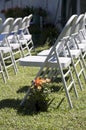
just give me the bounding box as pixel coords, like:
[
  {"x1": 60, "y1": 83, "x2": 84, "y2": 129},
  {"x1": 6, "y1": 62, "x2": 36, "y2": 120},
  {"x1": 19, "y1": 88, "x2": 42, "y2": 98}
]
[
  {"x1": 34, "y1": 77, "x2": 41, "y2": 86},
  {"x1": 33, "y1": 77, "x2": 51, "y2": 89}
]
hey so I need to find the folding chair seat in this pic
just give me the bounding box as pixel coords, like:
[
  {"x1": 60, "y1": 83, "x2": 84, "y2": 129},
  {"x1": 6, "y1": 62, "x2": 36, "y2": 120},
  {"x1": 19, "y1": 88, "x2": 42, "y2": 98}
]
[
  {"x1": 0, "y1": 18, "x2": 17, "y2": 79},
  {"x1": 38, "y1": 47, "x2": 52, "y2": 56}
]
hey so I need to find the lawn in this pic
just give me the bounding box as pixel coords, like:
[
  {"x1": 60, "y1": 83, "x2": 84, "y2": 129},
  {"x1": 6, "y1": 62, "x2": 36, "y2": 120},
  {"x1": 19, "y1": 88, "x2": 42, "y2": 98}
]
[
  {"x1": 0, "y1": 26, "x2": 86, "y2": 130},
  {"x1": 0, "y1": 50, "x2": 86, "y2": 130}
]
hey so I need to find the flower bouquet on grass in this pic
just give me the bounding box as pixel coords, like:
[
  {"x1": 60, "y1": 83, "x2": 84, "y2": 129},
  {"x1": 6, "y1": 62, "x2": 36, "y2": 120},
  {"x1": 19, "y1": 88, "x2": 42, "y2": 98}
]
[{"x1": 29, "y1": 77, "x2": 54, "y2": 112}]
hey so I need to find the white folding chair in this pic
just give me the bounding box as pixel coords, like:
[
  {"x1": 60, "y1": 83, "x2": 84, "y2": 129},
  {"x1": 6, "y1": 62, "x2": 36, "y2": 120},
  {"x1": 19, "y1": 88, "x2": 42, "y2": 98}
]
[
  {"x1": 19, "y1": 15, "x2": 80, "y2": 108},
  {"x1": 20, "y1": 14, "x2": 33, "y2": 42},
  {"x1": 71, "y1": 14, "x2": 86, "y2": 69},
  {"x1": 38, "y1": 14, "x2": 86, "y2": 90},
  {"x1": 20, "y1": 41, "x2": 78, "y2": 109},
  {"x1": 7, "y1": 17, "x2": 23, "y2": 62},
  {"x1": 0, "y1": 17, "x2": 17, "y2": 79},
  {"x1": 18, "y1": 15, "x2": 34, "y2": 57},
  {"x1": 61, "y1": 37, "x2": 86, "y2": 91},
  {"x1": 59, "y1": 14, "x2": 86, "y2": 91}
]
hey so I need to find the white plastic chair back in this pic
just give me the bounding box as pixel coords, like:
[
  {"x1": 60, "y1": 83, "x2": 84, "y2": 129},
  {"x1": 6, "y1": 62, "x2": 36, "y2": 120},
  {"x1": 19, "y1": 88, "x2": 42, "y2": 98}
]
[
  {"x1": 10, "y1": 17, "x2": 22, "y2": 33},
  {"x1": 26, "y1": 14, "x2": 33, "y2": 28},
  {"x1": 20, "y1": 16, "x2": 28, "y2": 31},
  {"x1": 20, "y1": 14, "x2": 33, "y2": 33},
  {"x1": 0, "y1": 18, "x2": 14, "y2": 34},
  {"x1": 73, "y1": 14, "x2": 84, "y2": 33}
]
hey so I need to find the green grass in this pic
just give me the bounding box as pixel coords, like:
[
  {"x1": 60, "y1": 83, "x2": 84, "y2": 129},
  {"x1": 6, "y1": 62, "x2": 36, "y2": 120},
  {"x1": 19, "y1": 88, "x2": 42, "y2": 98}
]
[
  {"x1": 0, "y1": 61, "x2": 86, "y2": 130},
  {"x1": 0, "y1": 45, "x2": 86, "y2": 130}
]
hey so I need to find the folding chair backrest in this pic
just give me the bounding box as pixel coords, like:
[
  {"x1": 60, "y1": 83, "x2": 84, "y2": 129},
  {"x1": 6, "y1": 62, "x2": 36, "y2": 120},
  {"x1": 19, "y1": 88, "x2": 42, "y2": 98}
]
[
  {"x1": 0, "y1": 18, "x2": 14, "y2": 34},
  {"x1": 49, "y1": 15, "x2": 78, "y2": 55},
  {"x1": 73, "y1": 14, "x2": 85, "y2": 33},
  {"x1": 20, "y1": 14, "x2": 33, "y2": 33},
  {"x1": 10, "y1": 17, "x2": 22, "y2": 33},
  {"x1": 19, "y1": 16, "x2": 28, "y2": 31},
  {"x1": 54, "y1": 15, "x2": 78, "y2": 46},
  {"x1": 64, "y1": 15, "x2": 78, "y2": 37},
  {"x1": 79, "y1": 14, "x2": 85, "y2": 30},
  {"x1": 26, "y1": 14, "x2": 33, "y2": 28},
  {"x1": 35, "y1": 15, "x2": 78, "y2": 78}
]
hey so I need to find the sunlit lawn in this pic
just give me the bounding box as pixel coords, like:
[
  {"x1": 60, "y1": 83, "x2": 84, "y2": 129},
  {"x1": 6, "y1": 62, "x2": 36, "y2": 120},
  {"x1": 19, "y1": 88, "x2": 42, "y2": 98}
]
[
  {"x1": 0, "y1": 44, "x2": 86, "y2": 130},
  {"x1": 0, "y1": 22, "x2": 86, "y2": 129}
]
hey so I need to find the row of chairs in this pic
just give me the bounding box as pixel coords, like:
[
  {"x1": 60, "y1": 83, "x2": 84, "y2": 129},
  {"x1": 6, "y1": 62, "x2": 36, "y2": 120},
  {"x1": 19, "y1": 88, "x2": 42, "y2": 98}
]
[
  {"x1": 19, "y1": 13, "x2": 86, "y2": 108},
  {"x1": 0, "y1": 14, "x2": 34, "y2": 82}
]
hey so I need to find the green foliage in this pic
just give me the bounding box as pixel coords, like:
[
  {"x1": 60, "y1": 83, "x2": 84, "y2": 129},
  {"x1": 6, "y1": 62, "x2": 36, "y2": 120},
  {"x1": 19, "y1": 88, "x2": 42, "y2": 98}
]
[
  {"x1": 4, "y1": 6, "x2": 34, "y2": 18},
  {"x1": 34, "y1": 7, "x2": 47, "y2": 17},
  {"x1": 28, "y1": 84, "x2": 52, "y2": 112},
  {"x1": 4, "y1": 7, "x2": 24, "y2": 18},
  {"x1": 4, "y1": 6, "x2": 47, "y2": 19},
  {"x1": 29, "y1": 24, "x2": 59, "y2": 46}
]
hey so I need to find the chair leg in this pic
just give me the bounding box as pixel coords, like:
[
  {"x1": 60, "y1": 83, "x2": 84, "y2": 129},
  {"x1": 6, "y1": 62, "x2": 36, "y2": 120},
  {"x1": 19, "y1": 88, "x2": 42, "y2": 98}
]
[
  {"x1": 0, "y1": 52, "x2": 9, "y2": 79},
  {"x1": 0, "y1": 63, "x2": 6, "y2": 83},
  {"x1": 68, "y1": 66, "x2": 78, "y2": 98},
  {"x1": 71, "y1": 57, "x2": 83, "y2": 90},
  {"x1": 10, "y1": 50, "x2": 18, "y2": 73},
  {"x1": 81, "y1": 52, "x2": 86, "y2": 70},
  {"x1": 79, "y1": 55, "x2": 86, "y2": 82},
  {"x1": 66, "y1": 41, "x2": 86, "y2": 90},
  {"x1": 60, "y1": 66, "x2": 78, "y2": 109}
]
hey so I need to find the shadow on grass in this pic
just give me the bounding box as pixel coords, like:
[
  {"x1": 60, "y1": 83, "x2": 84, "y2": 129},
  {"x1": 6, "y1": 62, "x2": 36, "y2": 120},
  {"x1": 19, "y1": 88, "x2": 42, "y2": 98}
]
[
  {"x1": 0, "y1": 97, "x2": 65, "y2": 115},
  {"x1": 17, "y1": 83, "x2": 62, "y2": 94},
  {"x1": 0, "y1": 82, "x2": 65, "y2": 115},
  {"x1": 0, "y1": 98, "x2": 39, "y2": 115},
  {"x1": 0, "y1": 92, "x2": 65, "y2": 116},
  {"x1": 17, "y1": 86, "x2": 29, "y2": 93},
  {"x1": 50, "y1": 85, "x2": 62, "y2": 92},
  {"x1": 0, "y1": 99, "x2": 20, "y2": 110}
]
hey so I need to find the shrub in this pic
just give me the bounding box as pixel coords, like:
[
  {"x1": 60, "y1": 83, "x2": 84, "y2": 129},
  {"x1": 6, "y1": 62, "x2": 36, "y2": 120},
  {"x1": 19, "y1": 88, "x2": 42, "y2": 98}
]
[{"x1": 27, "y1": 77, "x2": 54, "y2": 112}]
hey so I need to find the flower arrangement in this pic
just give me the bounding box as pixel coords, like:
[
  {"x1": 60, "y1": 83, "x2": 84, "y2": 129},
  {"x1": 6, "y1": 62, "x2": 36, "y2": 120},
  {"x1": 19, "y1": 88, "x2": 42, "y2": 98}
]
[{"x1": 29, "y1": 77, "x2": 53, "y2": 112}]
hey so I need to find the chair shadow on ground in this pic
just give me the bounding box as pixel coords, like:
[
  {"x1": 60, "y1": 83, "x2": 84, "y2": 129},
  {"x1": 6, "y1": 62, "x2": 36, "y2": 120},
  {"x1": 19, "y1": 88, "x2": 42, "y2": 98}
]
[
  {"x1": 0, "y1": 85, "x2": 47, "y2": 115},
  {"x1": 0, "y1": 85, "x2": 38, "y2": 115},
  {"x1": 17, "y1": 85, "x2": 29, "y2": 93},
  {"x1": 0, "y1": 83, "x2": 65, "y2": 115},
  {"x1": 0, "y1": 97, "x2": 40, "y2": 115}
]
